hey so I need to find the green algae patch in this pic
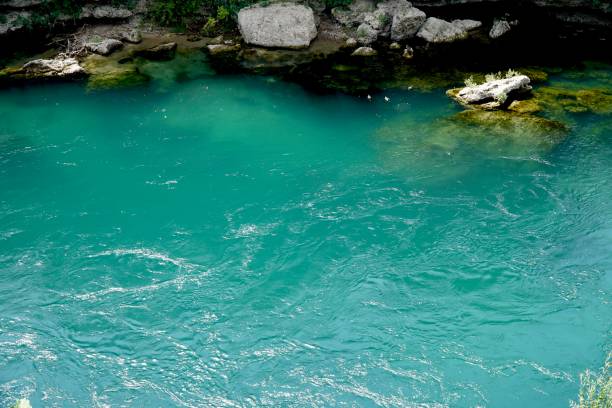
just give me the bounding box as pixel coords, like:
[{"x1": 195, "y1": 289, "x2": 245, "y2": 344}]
[
  {"x1": 452, "y1": 110, "x2": 568, "y2": 136},
  {"x1": 82, "y1": 55, "x2": 150, "y2": 91},
  {"x1": 533, "y1": 87, "x2": 612, "y2": 115},
  {"x1": 373, "y1": 107, "x2": 568, "y2": 182},
  {"x1": 508, "y1": 98, "x2": 542, "y2": 114}
]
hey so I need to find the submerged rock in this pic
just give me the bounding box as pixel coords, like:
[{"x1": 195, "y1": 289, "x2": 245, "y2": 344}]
[
  {"x1": 85, "y1": 38, "x2": 123, "y2": 55},
  {"x1": 532, "y1": 86, "x2": 612, "y2": 115},
  {"x1": 134, "y1": 42, "x2": 177, "y2": 61},
  {"x1": 11, "y1": 399, "x2": 32, "y2": 408},
  {"x1": 82, "y1": 54, "x2": 149, "y2": 90},
  {"x1": 237, "y1": 3, "x2": 318, "y2": 49},
  {"x1": 448, "y1": 75, "x2": 532, "y2": 109},
  {"x1": 416, "y1": 17, "x2": 469, "y2": 43}
]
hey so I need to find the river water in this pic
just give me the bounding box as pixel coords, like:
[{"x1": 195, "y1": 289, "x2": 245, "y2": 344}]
[{"x1": 0, "y1": 63, "x2": 611, "y2": 407}]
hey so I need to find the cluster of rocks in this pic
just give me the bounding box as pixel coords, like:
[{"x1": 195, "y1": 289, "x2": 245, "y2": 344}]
[
  {"x1": 332, "y1": 0, "x2": 483, "y2": 46},
  {"x1": 230, "y1": 0, "x2": 518, "y2": 62}
]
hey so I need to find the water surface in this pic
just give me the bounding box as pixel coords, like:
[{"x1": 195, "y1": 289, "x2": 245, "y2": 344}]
[{"x1": 0, "y1": 65, "x2": 611, "y2": 407}]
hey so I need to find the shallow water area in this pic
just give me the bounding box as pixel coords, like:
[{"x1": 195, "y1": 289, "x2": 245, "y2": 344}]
[{"x1": 0, "y1": 61, "x2": 611, "y2": 407}]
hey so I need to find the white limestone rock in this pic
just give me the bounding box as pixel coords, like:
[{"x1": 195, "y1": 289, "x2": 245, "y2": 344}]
[{"x1": 237, "y1": 3, "x2": 318, "y2": 49}]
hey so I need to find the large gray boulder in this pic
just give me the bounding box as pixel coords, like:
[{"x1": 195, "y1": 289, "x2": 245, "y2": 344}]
[
  {"x1": 416, "y1": 17, "x2": 469, "y2": 43},
  {"x1": 390, "y1": 6, "x2": 426, "y2": 41},
  {"x1": 237, "y1": 3, "x2": 318, "y2": 49},
  {"x1": 448, "y1": 75, "x2": 532, "y2": 109}
]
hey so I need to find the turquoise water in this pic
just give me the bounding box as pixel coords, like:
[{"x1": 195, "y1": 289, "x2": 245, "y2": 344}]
[{"x1": 0, "y1": 67, "x2": 611, "y2": 407}]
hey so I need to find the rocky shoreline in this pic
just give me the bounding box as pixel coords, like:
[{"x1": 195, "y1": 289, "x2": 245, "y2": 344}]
[{"x1": 1, "y1": 0, "x2": 611, "y2": 130}]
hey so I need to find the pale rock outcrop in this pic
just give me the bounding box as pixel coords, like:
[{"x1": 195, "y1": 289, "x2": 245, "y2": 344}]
[
  {"x1": 21, "y1": 58, "x2": 86, "y2": 78},
  {"x1": 416, "y1": 17, "x2": 469, "y2": 43},
  {"x1": 351, "y1": 46, "x2": 377, "y2": 56},
  {"x1": 85, "y1": 38, "x2": 123, "y2": 55},
  {"x1": 135, "y1": 42, "x2": 177, "y2": 60},
  {"x1": 448, "y1": 75, "x2": 532, "y2": 109},
  {"x1": 391, "y1": 6, "x2": 427, "y2": 41},
  {"x1": 489, "y1": 19, "x2": 511, "y2": 38},
  {"x1": 80, "y1": 5, "x2": 132, "y2": 19},
  {"x1": 237, "y1": 3, "x2": 317, "y2": 49}
]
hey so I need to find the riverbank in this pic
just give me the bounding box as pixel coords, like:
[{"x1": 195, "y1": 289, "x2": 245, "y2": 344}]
[{"x1": 1, "y1": 0, "x2": 611, "y2": 90}]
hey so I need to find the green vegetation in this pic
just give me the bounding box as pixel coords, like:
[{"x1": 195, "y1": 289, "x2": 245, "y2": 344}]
[
  {"x1": 464, "y1": 69, "x2": 523, "y2": 87},
  {"x1": 201, "y1": 5, "x2": 231, "y2": 36},
  {"x1": 571, "y1": 354, "x2": 611, "y2": 408}
]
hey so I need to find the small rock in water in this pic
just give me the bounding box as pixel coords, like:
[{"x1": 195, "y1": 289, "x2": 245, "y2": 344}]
[
  {"x1": 402, "y1": 45, "x2": 414, "y2": 59},
  {"x1": 389, "y1": 42, "x2": 401, "y2": 49},
  {"x1": 489, "y1": 19, "x2": 511, "y2": 39},
  {"x1": 351, "y1": 46, "x2": 377, "y2": 56}
]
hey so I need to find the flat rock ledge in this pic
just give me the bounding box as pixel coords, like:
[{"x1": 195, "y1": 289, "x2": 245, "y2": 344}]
[
  {"x1": 237, "y1": 3, "x2": 318, "y2": 49},
  {"x1": 3, "y1": 57, "x2": 86, "y2": 80},
  {"x1": 447, "y1": 75, "x2": 532, "y2": 110},
  {"x1": 85, "y1": 38, "x2": 123, "y2": 55}
]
